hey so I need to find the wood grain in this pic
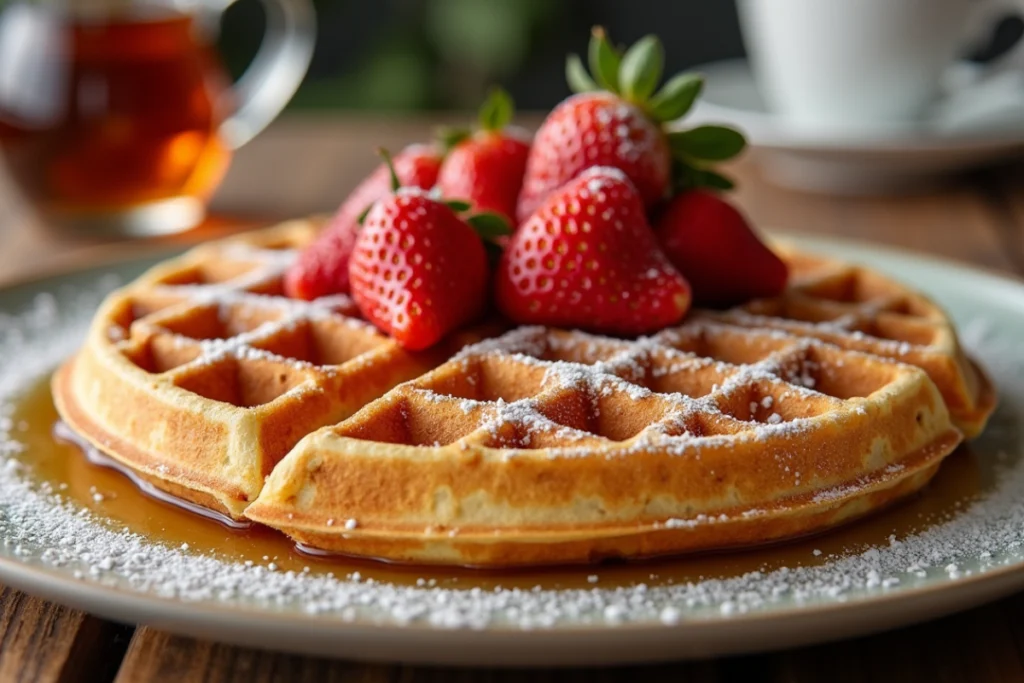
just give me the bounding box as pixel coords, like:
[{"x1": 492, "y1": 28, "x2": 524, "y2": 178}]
[
  {"x1": 113, "y1": 599, "x2": 1024, "y2": 683},
  {"x1": 730, "y1": 157, "x2": 1019, "y2": 272},
  {"x1": 115, "y1": 626, "x2": 727, "y2": 683},
  {"x1": 1, "y1": 117, "x2": 1024, "y2": 682},
  {"x1": 980, "y1": 164, "x2": 1024, "y2": 274},
  {"x1": 0, "y1": 587, "x2": 131, "y2": 683},
  {"x1": 114, "y1": 628, "x2": 392, "y2": 683}
]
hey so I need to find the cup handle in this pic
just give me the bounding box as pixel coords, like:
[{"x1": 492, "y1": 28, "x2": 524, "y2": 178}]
[
  {"x1": 217, "y1": 0, "x2": 316, "y2": 150},
  {"x1": 955, "y1": 0, "x2": 1024, "y2": 86}
]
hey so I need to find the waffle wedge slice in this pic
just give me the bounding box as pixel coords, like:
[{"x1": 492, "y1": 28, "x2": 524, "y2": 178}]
[
  {"x1": 245, "y1": 325, "x2": 962, "y2": 566},
  {"x1": 700, "y1": 245, "x2": 995, "y2": 437},
  {"x1": 52, "y1": 220, "x2": 436, "y2": 518}
]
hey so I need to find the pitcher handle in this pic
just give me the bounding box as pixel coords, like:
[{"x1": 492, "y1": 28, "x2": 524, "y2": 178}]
[{"x1": 218, "y1": 0, "x2": 316, "y2": 149}]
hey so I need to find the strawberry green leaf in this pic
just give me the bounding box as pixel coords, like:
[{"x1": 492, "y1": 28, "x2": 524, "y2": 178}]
[
  {"x1": 588, "y1": 26, "x2": 621, "y2": 93},
  {"x1": 437, "y1": 125, "x2": 470, "y2": 152},
  {"x1": 444, "y1": 199, "x2": 472, "y2": 212},
  {"x1": 377, "y1": 148, "x2": 401, "y2": 191},
  {"x1": 672, "y1": 160, "x2": 698, "y2": 193},
  {"x1": 648, "y1": 72, "x2": 704, "y2": 122},
  {"x1": 668, "y1": 125, "x2": 746, "y2": 161},
  {"x1": 566, "y1": 53, "x2": 598, "y2": 94},
  {"x1": 483, "y1": 239, "x2": 504, "y2": 264},
  {"x1": 356, "y1": 203, "x2": 373, "y2": 226},
  {"x1": 479, "y1": 87, "x2": 514, "y2": 132},
  {"x1": 619, "y1": 35, "x2": 663, "y2": 103},
  {"x1": 695, "y1": 169, "x2": 736, "y2": 190},
  {"x1": 672, "y1": 159, "x2": 736, "y2": 193},
  {"x1": 467, "y1": 211, "x2": 513, "y2": 241}
]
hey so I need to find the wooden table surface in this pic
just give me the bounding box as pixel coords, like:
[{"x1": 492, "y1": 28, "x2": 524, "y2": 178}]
[{"x1": 1, "y1": 115, "x2": 1024, "y2": 682}]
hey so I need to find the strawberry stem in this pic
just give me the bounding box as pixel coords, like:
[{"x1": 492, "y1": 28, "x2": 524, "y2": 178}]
[{"x1": 377, "y1": 148, "x2": 401, "y2": 192}]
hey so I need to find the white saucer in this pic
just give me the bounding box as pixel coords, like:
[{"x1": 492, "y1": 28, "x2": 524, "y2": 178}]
[{"x1": 685, "y1": 59, "x2": 1024, "y2": 194}]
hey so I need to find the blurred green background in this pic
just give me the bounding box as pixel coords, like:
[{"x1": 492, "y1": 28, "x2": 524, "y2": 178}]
[
  {"x1": 219, "y1": 0, "x2": 748, "y2": 112},
  {"x1": 0, "y1": 0, "x2": 1019, "y2": 114},
  {"x1": 216, "y1": 0, "x2": 1022, "y2": 114}
]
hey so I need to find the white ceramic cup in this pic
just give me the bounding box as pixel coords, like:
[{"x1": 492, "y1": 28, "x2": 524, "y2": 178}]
[{"x1": 736, "y1": 0, "x2": 1023, "y2": 132}]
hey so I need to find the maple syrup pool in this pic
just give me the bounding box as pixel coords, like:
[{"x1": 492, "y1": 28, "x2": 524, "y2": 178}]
[{"x1": 14, "y1": 374, "x2": 986, "y2": 592}]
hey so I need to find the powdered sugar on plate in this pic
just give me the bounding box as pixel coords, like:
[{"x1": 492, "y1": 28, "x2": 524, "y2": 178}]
[{"x1": 2, "y1": 276, "x2": 1024, "y2": 630}]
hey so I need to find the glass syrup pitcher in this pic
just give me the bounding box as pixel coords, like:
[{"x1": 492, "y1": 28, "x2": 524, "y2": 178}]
[{"x1": 0, "y1": 0, "x2": 315, "y2": 235}]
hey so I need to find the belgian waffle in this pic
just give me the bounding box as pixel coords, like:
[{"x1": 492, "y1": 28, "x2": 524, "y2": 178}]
[{"x1": 53, "y1": 219, "x2": 994, "y2": 565}]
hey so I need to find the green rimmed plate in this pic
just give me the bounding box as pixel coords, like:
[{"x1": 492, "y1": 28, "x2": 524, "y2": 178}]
[{"x1": 0, "y1": 234, "x2": 1022, "y2": 666}]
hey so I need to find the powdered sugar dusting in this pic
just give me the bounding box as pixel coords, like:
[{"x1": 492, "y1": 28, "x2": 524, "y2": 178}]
[
  {"x1": 449, "y1": 324, "x2": 856, "y2": 455},
  {"x1": 2, "y1": 276, "x2": 1024, "y2": 630},
  {"x1": 581, "y1": 165, "x2": 629, "y2": 194},
  {"x1": 116, "y1": 244, "x2": 389, "y2": 392}
]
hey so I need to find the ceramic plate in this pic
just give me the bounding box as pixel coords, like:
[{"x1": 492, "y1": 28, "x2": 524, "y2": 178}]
[{"x1": 1, "y1": 235, "x2": 1023, "y2": 666}]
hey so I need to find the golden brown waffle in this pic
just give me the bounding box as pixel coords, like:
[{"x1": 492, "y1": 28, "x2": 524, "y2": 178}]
[
  {"x1": 53, "y1": 220, "x2": 438, "y2": 517},
  {"x1": 54, "y1": 220, "x2": 994, "y2": 565},
  {"x1": 700, "y1": 245, "x2": 994, "y2": 437},
  {"x1": 245, "y1": 324, "x2": 961, "y2": 566}
]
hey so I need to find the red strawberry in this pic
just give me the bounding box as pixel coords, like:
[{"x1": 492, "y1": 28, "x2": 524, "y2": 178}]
[
  {"x1": 437, "y1": 88, "x2": 531, "y2": 226},
  {"x1": 517, "y1": 92, "x2": 669, "y2": 223},
  {"x1": 517, "y1": 28, "x2": 747, "y2": 223},
  {"x1": 283, "y1": 226, "x2": 359, "y2": 302},
  {"x1": 654, "y1": 190, "x2": 788, "y2": 308},
  {"x1": 497, "y1": 166, "x2": 691, "y2": 335},
  {"x1": 284, "y1": 144, "x2": 442, "y2": 300},
  {"x1": 349, "y1": 153, "x2": 506, "y2": 350}
]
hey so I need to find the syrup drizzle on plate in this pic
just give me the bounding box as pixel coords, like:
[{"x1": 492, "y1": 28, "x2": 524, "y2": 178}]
[{"x1": 52, "y1": 420, "x2": 252, "y2": 530}]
